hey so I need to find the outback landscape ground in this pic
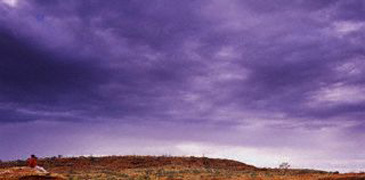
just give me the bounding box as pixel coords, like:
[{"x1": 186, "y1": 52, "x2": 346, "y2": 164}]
[{"x1": 0, "y1": 155, "x2": 365, "y2": 180}]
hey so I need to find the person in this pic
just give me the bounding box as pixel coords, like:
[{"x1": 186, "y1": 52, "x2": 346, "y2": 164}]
[
  {"x1": 27, "y1": 154, "x2": 48, "y2": 173},
  {"x1": 27, "y1": 154, "x2": 37, "y2": 168}
]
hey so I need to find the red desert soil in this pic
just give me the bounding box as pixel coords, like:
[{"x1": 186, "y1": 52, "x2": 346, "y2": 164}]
[
  {"x1": 0, "y1": 167, "x2": 65, "y2": 180},
  {"x1": 1, "y1": 156, "x2": 364, "y2": 179}
]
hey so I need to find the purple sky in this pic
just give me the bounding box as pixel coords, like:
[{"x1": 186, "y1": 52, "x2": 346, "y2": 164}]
[{"x1": 1, "y1": 0, "x2": 365, "y2": 172}]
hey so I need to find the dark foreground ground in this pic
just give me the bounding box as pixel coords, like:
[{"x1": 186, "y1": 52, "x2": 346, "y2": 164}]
[{"x1": 1, "y1": 155, "x2": 364, "y2": 179}]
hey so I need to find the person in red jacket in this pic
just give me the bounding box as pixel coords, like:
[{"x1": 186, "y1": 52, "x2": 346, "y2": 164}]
[
  {"x1": 27, "y1": 154, "x2": 37, "y2": 168},
  {"x1": 26, "y1": 154, "x2": 48, "y2": 173}
]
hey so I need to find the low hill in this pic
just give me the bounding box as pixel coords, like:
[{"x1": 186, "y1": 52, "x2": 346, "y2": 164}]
[{"x1": 0, "y1": 155, "x2": 364, "y2": 179}]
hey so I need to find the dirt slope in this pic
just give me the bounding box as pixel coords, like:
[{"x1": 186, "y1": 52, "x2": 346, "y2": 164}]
[
  {"x1": 0, "y1": 167, "x2": 65, "y2": 180},
  {"x1": 1, "y1": 156, "x2": 364, "y2": 180}
]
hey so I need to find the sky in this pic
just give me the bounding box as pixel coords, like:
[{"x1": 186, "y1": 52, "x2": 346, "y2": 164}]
[{"x1": 0, "y1": 0, "x2": 365, "y2": 172}]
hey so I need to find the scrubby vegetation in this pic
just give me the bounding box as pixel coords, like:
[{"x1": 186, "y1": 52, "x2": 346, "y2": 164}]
[{"x1": 1, "y1": 155, "x2": 364, "y2": 179}]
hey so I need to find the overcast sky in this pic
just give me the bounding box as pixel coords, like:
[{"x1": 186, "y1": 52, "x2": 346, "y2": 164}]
[{"x1": 1, "y1": 0, "x2": 365, "y2": 172}]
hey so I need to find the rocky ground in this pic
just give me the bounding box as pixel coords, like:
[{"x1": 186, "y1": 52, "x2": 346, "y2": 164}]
[{"x1": 0, "y1": 156, "x2": 364, "y2": 180}]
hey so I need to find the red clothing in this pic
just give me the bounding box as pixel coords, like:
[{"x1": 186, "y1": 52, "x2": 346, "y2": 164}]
[{"x1": 27, "y1": 157, "x2": 37, "y2": 168}]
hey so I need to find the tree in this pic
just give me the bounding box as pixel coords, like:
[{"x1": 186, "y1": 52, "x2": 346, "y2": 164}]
[{"x1": 279, "y1": 162, "x2": 290, "y2": 169}]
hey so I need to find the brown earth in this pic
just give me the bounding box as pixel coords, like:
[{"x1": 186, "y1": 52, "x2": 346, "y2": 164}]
[
  {"x1": 318, "y1": 173, "x2": 365, "y2": 180},
  {"x1": 0, "y1": 156, "x2": 364, "y2": 179},
  {"x1": 0, "y1": 167, "x2": 65, "y2": 180}
]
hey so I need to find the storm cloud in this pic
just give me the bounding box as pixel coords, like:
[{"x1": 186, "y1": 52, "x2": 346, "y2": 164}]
[{"x1": 1, "y1": 0, "x2": 365, "y2": 172}]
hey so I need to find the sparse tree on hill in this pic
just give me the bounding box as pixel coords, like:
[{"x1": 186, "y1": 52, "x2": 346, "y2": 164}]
[{"x1": 279, "y1": 162, "x2": 290, "y2": 169}]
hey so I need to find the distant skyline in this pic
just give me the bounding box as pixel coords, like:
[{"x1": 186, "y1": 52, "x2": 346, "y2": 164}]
[{"x1": 1, "y1": 0, "x2": 365, "y2": 172}]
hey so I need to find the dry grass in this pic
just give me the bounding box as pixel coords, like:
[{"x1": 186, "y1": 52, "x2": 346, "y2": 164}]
[
  {"x1": 1, "y1": 156, "x2": 364, "y2": 180},
  {"x1": 0, "y1": 167, "x2": 65, "y2": 180}
]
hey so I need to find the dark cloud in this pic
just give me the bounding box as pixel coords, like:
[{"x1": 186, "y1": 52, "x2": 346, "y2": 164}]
[
  {"x1": 1, "y1": 0, "x2": 365, "y2": 171},
  {"x1": 242, "y1": 0, "x2": 337, "y2": 13},
  {"x1": 0, "y1": 108, "x2": 36, "y2": 123},
  {"x1": 1, "y1": 0, "x2": 364, "y2": 124},
  {"x1": 0, "y1": 28, "x2": 107, "y2": 104},
  {"x1": 331, "y1": 0, "x2": 365, "y2": 21}
]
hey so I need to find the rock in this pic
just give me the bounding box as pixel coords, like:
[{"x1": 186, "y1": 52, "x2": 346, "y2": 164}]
[{"x1": 0, "y1": 167, "x2": 66, "y2": 180}]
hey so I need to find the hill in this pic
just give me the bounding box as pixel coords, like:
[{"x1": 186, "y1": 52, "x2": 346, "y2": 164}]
[{"x1": 0, "y1": 155, "x2": 364, "y2": 179}]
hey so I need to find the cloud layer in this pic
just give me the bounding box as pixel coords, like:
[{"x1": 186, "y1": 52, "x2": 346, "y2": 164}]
[{"x1": 1, "y1": 0, "x2": 365, "y2": 172}]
